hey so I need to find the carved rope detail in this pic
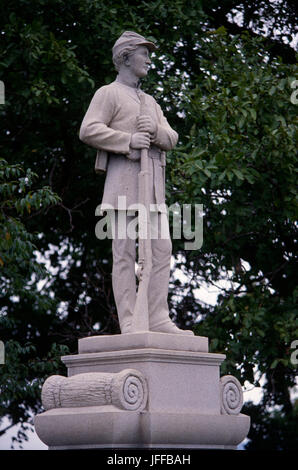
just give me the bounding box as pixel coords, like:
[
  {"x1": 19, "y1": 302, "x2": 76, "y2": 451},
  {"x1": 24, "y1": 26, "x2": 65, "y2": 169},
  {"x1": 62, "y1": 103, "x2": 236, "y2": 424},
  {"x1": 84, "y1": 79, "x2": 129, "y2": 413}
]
[
  {"x1": 220, "y1": 375, "x2": 243, "y2": 415},
  {"x1": 41, "y1": 369, "x2": 148, "y2": 412}
]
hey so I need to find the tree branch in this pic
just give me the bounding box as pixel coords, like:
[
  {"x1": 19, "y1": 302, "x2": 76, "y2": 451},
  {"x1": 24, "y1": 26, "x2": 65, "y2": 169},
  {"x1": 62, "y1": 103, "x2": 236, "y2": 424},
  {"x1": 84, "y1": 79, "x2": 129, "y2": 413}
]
[{"x1": 0, "y1": 422, "x2": 15, "y2": 437}]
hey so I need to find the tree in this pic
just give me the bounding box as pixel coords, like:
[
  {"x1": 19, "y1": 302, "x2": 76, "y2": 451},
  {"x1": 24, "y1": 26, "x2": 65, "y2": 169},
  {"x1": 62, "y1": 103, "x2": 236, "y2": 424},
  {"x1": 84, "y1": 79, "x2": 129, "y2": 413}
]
[
  {"x1": 0, "y1": 0, "x2": 297, "y2": 448},
  {"x1": 166, "y1": 30, "x2": 297, "y2": 449},
  {"x1": 0, "y1": 158, "x2": 69, "y2": 446}
]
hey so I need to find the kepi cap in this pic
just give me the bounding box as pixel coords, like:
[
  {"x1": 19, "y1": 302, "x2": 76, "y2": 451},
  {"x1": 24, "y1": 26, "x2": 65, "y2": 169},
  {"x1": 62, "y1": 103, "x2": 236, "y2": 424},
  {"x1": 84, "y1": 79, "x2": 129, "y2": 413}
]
[{"x1": 112, "y1": 31, "x2": 157, "y2": 58}]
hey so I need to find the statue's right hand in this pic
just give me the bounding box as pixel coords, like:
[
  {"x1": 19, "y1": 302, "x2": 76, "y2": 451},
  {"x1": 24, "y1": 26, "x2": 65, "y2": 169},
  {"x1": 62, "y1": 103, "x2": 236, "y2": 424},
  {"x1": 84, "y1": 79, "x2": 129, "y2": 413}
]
[{"x1": 130, "y1": 132, "x2": 150, "y2": 149}]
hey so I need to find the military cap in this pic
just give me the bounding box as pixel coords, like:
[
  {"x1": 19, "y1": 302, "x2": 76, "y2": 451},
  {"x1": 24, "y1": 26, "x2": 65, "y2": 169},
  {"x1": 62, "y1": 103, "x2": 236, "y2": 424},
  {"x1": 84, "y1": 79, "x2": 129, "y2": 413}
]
[{"x1": 112, "y1": 31, "x2": 157, "y2": 58}]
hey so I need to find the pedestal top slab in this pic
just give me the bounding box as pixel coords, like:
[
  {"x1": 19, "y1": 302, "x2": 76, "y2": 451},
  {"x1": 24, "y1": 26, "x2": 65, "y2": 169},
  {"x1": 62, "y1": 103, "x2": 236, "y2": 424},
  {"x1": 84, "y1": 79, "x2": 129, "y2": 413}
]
[{"x1": 78, "y1": 332, "x2": 208, "y2": 354}]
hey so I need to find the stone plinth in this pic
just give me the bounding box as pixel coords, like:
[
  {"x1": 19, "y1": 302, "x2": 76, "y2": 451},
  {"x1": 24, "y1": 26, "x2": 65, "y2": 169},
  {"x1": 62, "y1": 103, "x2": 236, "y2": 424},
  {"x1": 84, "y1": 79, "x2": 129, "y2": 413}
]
[{"x1": 34, "y1": 332, "x2": 250, "y2": 449}]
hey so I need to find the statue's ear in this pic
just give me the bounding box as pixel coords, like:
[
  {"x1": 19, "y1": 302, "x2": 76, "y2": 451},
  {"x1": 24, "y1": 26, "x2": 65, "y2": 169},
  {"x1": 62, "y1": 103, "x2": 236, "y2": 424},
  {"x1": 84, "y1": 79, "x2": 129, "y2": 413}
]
[{"x1": 123, "y1": 53, "x2": 130, "y2": 66}]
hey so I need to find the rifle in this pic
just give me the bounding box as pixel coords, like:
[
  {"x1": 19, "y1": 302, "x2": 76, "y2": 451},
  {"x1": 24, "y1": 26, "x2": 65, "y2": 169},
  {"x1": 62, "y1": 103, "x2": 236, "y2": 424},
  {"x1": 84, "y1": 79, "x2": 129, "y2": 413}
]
[{"x1": 130, "y1": 91, "x2": 152, "y2": 332}]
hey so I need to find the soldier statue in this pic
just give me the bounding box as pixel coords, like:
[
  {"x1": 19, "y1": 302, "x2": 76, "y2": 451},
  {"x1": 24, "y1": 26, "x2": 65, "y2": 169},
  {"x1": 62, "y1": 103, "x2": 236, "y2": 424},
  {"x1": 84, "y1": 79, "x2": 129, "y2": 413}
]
[{"x1": 80, "y1": 31, "x2": 193, "y2": 336}]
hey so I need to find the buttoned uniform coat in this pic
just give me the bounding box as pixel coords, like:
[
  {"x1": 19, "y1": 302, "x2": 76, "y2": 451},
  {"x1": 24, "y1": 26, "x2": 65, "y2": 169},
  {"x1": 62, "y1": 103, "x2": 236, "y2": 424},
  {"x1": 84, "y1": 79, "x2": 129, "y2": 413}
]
[{"x1": 79, "y1": 80, "x2": 178, "y2": 212}]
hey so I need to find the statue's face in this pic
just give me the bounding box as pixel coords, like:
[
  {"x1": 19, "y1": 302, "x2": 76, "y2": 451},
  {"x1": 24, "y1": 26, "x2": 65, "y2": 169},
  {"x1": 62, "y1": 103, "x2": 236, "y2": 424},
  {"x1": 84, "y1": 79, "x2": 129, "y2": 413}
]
[{"x1": 127, "y1": 45, "x2": 151, "y2": 78}]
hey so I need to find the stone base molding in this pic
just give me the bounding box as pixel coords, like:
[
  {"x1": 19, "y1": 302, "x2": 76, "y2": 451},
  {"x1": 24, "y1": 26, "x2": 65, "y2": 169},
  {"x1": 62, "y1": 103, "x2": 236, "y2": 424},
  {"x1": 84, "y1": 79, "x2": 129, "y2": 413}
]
[
  {"x1": 35, "y1": 332, "x2": 250, "y2": 449},
  {"x1": 35, "y1": 408, "x2": 250, "y2": 450}
]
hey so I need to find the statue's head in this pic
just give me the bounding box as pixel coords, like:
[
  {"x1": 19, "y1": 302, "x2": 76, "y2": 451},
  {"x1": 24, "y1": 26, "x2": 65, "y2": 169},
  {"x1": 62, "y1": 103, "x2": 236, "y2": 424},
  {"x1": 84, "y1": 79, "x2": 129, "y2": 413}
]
[{"x1": 112, "y1": 31, "x2": 157, "y2": 76}]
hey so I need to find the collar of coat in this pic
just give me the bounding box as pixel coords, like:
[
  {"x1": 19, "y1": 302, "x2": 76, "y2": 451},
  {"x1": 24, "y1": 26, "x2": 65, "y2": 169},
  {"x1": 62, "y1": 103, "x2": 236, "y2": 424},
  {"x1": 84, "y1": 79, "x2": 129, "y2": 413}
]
[{"x1": 113, "y1": 80, "x2": 144, "y2": 105}]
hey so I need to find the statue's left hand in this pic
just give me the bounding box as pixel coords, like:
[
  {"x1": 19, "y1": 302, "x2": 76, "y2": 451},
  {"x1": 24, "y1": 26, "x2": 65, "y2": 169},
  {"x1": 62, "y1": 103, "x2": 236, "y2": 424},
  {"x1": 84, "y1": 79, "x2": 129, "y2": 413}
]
[{"x1": 137, "y1": 115, "x2": 157, "y2": 136}]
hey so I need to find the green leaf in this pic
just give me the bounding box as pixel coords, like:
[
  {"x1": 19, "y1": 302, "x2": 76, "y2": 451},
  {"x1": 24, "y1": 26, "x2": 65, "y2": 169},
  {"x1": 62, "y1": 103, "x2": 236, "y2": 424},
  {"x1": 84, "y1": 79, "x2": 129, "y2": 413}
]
[
  {"x1": 232, "y1": 169, "x2": 245, "y2": 180},
  {"x1": 250, "y1": 108, "x2": 257, "y2": 120}
]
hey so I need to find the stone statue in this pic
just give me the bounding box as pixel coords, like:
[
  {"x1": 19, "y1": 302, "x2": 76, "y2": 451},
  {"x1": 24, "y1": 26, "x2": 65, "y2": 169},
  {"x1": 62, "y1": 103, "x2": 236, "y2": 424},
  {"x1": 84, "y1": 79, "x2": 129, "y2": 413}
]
[
  {"x1": 35, "y1": 32, "x2": 250, "y2": 451},
  {"x1": 79, "y1": 31, "x2": 193, "y2": 336}
]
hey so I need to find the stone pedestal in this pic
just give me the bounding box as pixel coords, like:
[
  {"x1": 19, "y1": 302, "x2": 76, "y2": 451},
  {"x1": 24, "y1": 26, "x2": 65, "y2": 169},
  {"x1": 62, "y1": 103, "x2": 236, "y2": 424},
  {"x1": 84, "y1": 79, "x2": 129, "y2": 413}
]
[{"x1": 34, "y1": 332, "x2": 250, "y2": 449}]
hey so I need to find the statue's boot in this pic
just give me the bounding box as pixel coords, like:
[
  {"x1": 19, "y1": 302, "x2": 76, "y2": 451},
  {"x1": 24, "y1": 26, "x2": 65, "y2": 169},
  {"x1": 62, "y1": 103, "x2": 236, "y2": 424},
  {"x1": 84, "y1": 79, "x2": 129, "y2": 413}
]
[{"x1": 150, "y1": 318, "x2": 194, "y2": 335}]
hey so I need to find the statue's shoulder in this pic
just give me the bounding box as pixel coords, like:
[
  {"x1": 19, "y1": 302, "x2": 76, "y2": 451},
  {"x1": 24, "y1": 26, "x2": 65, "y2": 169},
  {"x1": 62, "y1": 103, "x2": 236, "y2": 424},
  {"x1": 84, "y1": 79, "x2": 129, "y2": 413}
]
[
  {"x1": 95, "y1": 81, "x2": 118, "y2": 95},
  {"x1": 90, "y1": 82, "x2": 120, "y2": 107}
]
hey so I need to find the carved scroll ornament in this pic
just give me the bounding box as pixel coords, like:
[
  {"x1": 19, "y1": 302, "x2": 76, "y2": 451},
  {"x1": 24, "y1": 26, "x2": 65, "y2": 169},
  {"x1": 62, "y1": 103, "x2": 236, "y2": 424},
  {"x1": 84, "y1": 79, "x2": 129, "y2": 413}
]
[{"x1": 41, "y1": 368, "x2": 148, "y2": 412}]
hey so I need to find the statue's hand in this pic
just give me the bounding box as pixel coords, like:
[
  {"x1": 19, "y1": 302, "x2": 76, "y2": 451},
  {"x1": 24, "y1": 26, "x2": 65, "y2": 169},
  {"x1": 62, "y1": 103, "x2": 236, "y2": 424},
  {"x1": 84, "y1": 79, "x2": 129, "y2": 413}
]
[
  {"x1": 137, "y1": 115, "x2": 157, "y2": 136},
  {"x1": 130, "y1": 132, "x2": 150, "y2": 149}
]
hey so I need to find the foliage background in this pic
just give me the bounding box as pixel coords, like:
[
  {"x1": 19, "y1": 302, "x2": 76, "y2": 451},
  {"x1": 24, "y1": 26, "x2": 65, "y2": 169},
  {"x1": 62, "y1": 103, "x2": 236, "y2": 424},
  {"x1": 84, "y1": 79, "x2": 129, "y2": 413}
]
[{"x1": 0, "y1": 0, "x2": 297, "y2": 449}]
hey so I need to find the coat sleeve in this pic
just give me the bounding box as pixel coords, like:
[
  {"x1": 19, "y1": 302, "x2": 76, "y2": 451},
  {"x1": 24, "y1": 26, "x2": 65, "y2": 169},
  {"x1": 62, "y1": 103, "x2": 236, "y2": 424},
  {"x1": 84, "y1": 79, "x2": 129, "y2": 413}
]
[
  {"x1": 151, "y1": 100, "x2": 179, "y2": 151},
  {"x1": 79, "y1": 86, "x2": 132, "y2": 154}
]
